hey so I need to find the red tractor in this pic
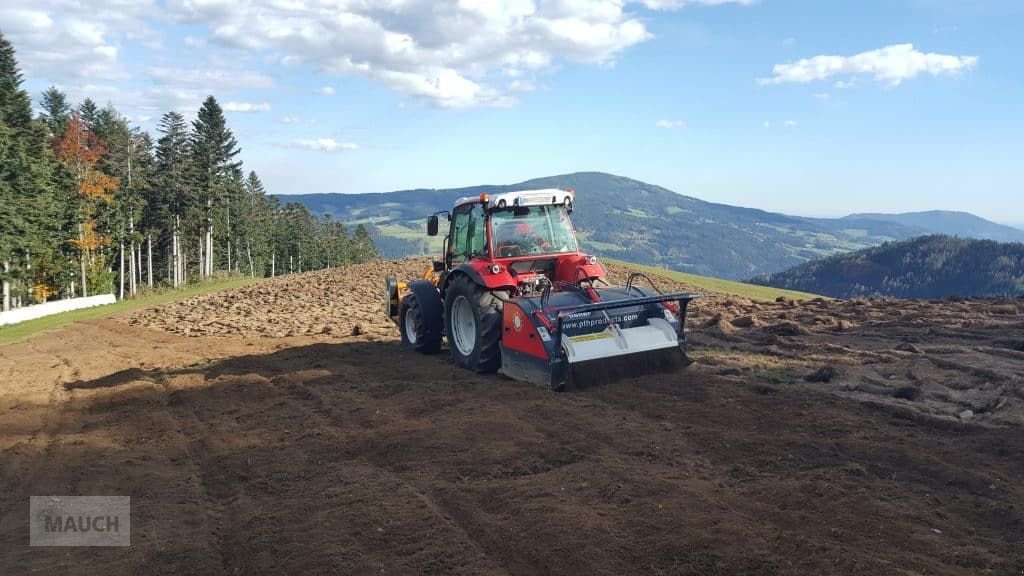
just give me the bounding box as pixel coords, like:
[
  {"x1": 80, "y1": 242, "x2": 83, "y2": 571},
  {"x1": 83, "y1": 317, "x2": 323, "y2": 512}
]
[{"x1": 386, "y1": 188, "x2": 697, "y2": 390}]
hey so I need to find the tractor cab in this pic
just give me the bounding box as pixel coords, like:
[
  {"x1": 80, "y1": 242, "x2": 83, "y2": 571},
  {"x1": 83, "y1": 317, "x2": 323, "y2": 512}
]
[{"x1": 426, "y1": 189, "x2": 594, "y2": 295}]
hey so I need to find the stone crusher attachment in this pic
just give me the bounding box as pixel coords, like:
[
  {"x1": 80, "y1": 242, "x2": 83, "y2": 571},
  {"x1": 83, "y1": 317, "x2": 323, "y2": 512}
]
[{"x1": 386, "y1": 187, "x2": 698, "y2": 391}]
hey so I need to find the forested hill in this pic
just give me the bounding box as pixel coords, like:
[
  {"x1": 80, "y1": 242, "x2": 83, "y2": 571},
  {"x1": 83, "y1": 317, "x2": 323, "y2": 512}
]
[
  {"x1": 285, "y1": 172, "x2": 1018, "y2": 280},
  {"x1": 750, "y1": 236, "x2": 1024, "y2": 299}
]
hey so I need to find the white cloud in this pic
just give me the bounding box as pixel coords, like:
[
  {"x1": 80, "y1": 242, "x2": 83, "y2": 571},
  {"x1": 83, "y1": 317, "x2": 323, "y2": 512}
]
[
  {"x1": 288, "y1": 138, "x2": 359, "y2": 152},
  {"x1": 314, "y1": 86, "x2": 336, "y2": 96},
  {"x1": 640, "y1": 0, "x2": 756, "y2": 8},
  {"x1": 813, "y1": 92, "x2": 831, "y2": 100},
  {"x1": 759, "y1": 44, "x2": 977, "y2": 87},
  {"x1": 146, "y1": 67, "x2": 275, "y2": 90},
  {"x1": 163, "y1": 0, "x2": 752, "y2": 108},
  {"x1": 783, "y1": 119, "x2": 798, "y2": 127},
  {"x1": 278, "y1": 116, "x2": 300, "y2": 124},
  {"x1": 507, "y1": 79, "x2": 536, "y2": 93},
  {"x1": 833, "y1": 79, "x2": 855, "y2": 89},
  {"x1": 0, "y1": 1, "x2": 159, "y2": 83},
  {"x1": 655, "y1": 119, "x2": 687, "y2": 129},
  {"x1": 763, "y1": 120, "x2": 771, "y2": 129},
  {"x1": 6, "y1": 0, "x2": 753, "y2": 115},
  {"x1": 223, "y1": 101, "x2": 272, "y2": 112}
]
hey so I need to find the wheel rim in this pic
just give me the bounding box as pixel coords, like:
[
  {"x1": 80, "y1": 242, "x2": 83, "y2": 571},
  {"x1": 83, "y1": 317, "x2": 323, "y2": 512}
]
[
  {"x1": 403, "y1": 306, "x2": 418, "y2": 344},
  {"x1": 450, "y1": 295, "x2": 476, "y2": 356}
]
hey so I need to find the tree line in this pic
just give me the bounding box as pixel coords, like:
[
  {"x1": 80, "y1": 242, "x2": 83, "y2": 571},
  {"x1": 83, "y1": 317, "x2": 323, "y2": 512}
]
[{"x1": 0, "y1": 32, "x2": 375, "y2": 312}]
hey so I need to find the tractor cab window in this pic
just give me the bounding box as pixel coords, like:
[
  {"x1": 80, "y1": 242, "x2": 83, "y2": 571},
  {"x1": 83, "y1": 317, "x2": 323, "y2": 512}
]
[
  {"x1": 450, "y1": 202, "x2": 487, "y2": 264},
  {"x1": 491, "y1": 204, "x2": 577, "y2": 258}
]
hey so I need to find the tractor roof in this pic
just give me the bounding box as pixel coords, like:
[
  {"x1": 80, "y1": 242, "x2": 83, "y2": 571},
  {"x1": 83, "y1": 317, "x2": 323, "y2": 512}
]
[{"x1": 453, "y1": 188, "x2": 575, "y2": 210}]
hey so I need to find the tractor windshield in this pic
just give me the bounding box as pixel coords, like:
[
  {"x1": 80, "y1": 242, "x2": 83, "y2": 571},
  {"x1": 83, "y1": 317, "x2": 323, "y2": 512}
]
[{"x1": 490, "y1": 204, "x2": 578, "y2": 258}]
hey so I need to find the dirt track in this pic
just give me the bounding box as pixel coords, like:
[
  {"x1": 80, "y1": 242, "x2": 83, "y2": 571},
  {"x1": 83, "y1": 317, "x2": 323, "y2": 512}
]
[{"x1": 1, "y1": 259, "x2": 1023, "y2": 575}]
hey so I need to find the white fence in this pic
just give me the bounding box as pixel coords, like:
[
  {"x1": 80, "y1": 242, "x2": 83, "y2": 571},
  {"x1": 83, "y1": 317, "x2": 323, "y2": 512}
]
[{"x1": 0, "y1": 294, "x2": 117, "y2": 327}]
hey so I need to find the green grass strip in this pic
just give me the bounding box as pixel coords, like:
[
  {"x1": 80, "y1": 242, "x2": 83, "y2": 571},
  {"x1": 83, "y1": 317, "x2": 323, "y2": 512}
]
[
  {"x1": 604, "y1": 258, "x2": 823, "y2": 301},
  {"x1": 0, "y1": 276, "x2": 261, "y2": 347}
]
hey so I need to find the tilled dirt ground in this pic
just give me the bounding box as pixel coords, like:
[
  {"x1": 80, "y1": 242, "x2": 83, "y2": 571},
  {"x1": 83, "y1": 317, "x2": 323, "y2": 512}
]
[{"x1": 1, "y1": 259, "x2": 1022, "y2": 575}]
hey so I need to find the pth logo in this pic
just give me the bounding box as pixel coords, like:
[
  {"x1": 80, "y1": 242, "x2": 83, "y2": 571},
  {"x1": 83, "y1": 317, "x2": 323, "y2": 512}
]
[{"x1": 30, "y1": 496, "x2": 130, "y2": 547}]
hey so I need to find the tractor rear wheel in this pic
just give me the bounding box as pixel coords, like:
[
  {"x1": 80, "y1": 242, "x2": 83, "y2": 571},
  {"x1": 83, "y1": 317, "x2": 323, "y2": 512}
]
[
  {"x1": 400, "y1": 293, "x2": 442, "y2": 353},
  {"x1": 444, "y1": 275, "x2": 503, "y2": 373}
]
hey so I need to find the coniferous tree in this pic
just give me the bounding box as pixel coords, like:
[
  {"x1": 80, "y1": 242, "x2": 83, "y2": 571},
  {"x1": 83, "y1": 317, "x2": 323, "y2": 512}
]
[
  {"x1": 0, "y1": 32, "x2": 63, "y2": 308},
  {"x1": 39, "y1": 86, "x2": 70, "y2": 138},
  {"x1": 153, "y1": 111, "x2": 192, "y2": 286},
  {"x1": 190, "y1": 96, "x2": 240, "y2": 277},
  {"x1": 240, "y1": 170, "x2": 272, "y2": 276},
  {"x1": 78, "y1": 98, "x2": 98, "y2": 129},
  {"x1": 98, "y1": 106, "x2": 154, "y2": 296}
]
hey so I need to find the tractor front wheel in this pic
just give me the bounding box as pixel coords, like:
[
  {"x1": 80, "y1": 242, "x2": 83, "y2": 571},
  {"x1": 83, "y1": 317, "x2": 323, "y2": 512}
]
[{"x1": 444, "y1": 275, "x2": 503, "y2": 373}]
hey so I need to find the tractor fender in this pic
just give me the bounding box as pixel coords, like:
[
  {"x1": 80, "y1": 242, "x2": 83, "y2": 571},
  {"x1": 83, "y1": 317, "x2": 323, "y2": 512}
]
[
  {"x1": 406, "y1": 280, "x2": 445, "y2": 341},
  {"x1": 442, "y1": 263, "x2": 516, "y2": 297},
  {"x1": 555, "y1": 254, "x2": 606, "y2": 283}
]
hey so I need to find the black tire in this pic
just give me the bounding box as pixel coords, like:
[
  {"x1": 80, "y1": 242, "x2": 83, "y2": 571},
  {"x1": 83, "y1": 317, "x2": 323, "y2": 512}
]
[
  {"x1": 444, "y1": 274, "x2": 504, "y2": 373},
  {"x1": 400, "y1": 293, "x2": 442, "y2": 354}
]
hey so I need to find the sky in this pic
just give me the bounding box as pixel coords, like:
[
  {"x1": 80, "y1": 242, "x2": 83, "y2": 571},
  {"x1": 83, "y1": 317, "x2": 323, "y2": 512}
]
[{"x1": 3, "y1": 0, "x2": 1022, "y2": 222}]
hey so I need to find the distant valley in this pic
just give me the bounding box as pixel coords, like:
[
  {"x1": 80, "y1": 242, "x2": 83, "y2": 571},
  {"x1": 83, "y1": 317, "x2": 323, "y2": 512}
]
[{"x1": 283, "y1": 172, "x2": 1024, "y2": 280}]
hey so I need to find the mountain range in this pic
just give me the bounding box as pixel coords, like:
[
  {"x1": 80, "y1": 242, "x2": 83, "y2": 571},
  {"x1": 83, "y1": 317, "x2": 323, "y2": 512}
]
[{"x1": 283, "y1": 172, "x2": 1024, "y2": 280}]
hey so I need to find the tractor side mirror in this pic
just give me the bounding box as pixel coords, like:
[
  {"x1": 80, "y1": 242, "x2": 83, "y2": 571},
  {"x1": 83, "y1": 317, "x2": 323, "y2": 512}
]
[{"x1": 427, "y1": 215, "x2": 439, "y2": 236}]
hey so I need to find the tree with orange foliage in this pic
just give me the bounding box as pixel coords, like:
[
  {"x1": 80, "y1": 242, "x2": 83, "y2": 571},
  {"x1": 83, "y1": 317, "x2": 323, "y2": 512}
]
[{"x1": 53, "y1": 111, "x2": 119, "y2": 296}]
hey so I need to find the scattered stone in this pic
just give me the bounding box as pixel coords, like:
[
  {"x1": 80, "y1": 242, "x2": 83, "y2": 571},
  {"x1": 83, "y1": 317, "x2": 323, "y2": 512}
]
[
  {"x1": 351, "y1": 323, "x2": 364, "y2": 336},
  {"x1": 958, "y1": 409, "x2": 974, "y2": 421}
]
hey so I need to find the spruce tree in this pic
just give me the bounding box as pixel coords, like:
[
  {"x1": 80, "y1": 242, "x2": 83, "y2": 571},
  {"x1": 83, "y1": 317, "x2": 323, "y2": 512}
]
[
  {"x1": 78, "y1": 98, "x2": 98, "y2": 129},
  {"x1": 190, "y1": 96, "x2": 240, "y2": 277},
  {"x1": 154, "y1": 111, "x2": 192, "y2": 286},
  {"x1": 39, "y1": 86, "x2": 70, "y2": 138},
  {"x1": 0, "y1": 32, "x2": 63, "y2": 307}
]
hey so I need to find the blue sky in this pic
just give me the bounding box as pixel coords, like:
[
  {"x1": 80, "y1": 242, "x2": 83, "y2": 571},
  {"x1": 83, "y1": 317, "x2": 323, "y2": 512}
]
[{"x1": 4, "y1": 0, "x2": 1022, "y2": 222}]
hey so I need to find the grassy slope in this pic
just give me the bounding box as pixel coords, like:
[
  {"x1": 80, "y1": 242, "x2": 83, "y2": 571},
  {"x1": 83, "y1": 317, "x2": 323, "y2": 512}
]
[
  {"x1": 0, "y1": 277, "x2": 260, "y2": 346},
  {"x1": 606, "y1": 258, "x2": 823, "y2": 301}
]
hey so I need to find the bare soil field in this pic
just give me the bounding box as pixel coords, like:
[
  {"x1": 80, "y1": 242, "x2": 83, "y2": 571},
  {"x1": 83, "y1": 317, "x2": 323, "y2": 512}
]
[{"x1": 1, "y1": 258, "x2": 1022, "y2": 575}]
